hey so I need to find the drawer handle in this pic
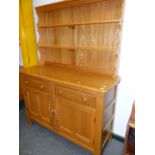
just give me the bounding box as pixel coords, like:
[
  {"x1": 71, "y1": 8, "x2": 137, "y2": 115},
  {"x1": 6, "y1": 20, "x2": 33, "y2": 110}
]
[
  {"x1": 59, "y1": 90, "x2": 63, "y2": 94},
  {"x1": 83, "y1": 98, "x2": 87, "y2": 102},
  {"x1": 40, "y1": 85, "x2": 44, "y2": 89},
  {"x1": 25, "y1": 81, "x2": 29, "y2": 84}
]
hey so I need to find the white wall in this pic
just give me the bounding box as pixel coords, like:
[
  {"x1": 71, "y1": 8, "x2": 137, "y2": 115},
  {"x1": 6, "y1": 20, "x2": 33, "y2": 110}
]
[
  {"x1": 113, "y1": 0, "x2": 135, "y2": 137},
  {"x1": 33, "y1": 0, "x2": 62, "y2": 7},
  {"x1": 32, "y1": 0, "x2": 135, "y2": 137}
]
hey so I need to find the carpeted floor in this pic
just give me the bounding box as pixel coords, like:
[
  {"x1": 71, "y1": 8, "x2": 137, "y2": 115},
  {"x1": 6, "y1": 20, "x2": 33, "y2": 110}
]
[{"x1": 19, "y1": 109, "x2": 124, "y2": 155}]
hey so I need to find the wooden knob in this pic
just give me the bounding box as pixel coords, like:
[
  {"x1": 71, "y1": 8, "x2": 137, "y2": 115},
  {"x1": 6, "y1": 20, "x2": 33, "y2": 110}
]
[
  {"x1": 25, "y1": 81, "x2": 29, "y2": 84},
  {"x1": 59, "y1": 90, "x2": 62, "y2": 94},
  {"x1": 83, "y1": 98, "x2": 87, "y2": 102},
  {"x1": 51, "y1": 109, "x2": 55, "y2": 115},
  {"x1": 40, "y1": 85, "x2": 44, "y2": 89}
]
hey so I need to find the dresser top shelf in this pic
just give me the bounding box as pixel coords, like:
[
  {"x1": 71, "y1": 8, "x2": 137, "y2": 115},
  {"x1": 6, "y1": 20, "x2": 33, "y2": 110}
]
[
  {"x1": 36, "y1": 0, "x2": 106, "y2": 12},
  {"x1": 20, "y1": 64, "x2": 120, "y2": 92}
]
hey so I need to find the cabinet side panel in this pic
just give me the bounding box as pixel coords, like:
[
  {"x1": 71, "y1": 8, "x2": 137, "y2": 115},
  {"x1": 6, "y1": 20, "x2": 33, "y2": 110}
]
[
  {"x1": 102, "y1": 86, "x2": 117, "y2": 147},
  {"x1": 104, "y1": 87, "x2": 116, "y2": 108}
]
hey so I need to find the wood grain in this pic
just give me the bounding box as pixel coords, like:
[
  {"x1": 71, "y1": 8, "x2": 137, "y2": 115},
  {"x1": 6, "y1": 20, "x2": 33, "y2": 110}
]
[
  {"x1": 36, "y1": 0, "x2": 124, "y2": 76},
  {"x1": 20, "y1": 0, "x2": 125, "y2": 155}
]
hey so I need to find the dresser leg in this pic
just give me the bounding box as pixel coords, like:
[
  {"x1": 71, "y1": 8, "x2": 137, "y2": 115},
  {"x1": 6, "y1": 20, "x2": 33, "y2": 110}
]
[
  {"x1": 94, "y1": 147, "x2": 102, "y2": 155},
  {"x1": 25, "y1": 111, "x2": 32, "y2": 125}
]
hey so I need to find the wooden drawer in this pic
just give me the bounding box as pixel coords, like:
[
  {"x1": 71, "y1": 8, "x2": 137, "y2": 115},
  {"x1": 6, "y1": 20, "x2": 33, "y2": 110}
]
[
  {"x1": 55, "y1": 85, "x2": 96, "y2": 108},
  {"x1": 23, "y1": 76, "x2": 49, "y2": 92}
]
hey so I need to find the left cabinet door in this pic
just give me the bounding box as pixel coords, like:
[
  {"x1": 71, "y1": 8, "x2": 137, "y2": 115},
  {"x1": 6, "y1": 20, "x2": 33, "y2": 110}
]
[{"x1": 25, "y1": 87, "x2": 51, "y2": 125}]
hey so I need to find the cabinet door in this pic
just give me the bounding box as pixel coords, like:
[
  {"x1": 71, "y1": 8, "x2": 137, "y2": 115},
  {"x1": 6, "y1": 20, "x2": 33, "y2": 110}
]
[
  {"x1": 25, "y1": 87, "x2": 51, "y2": 125},
  {"x1": 74, "y1": 105, "x2": 95, "y2": 147},
  {"x1": 38, "y1": 92, "x2": 51, "y2": 124},
  {"x1": 55, "y1": 97, "x2": 95, "y2": 147},
  {"x1": 25, "y1": 87, "x2": 40, "y2": 118},
  {"x1": 55, "y1": 97, "x2": 76, "y2": 137}
]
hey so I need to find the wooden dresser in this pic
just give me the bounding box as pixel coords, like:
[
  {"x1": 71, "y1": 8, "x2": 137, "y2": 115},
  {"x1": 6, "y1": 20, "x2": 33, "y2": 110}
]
[{"x1": 20, "y1": 0, "x2": 125, "y2": 155}]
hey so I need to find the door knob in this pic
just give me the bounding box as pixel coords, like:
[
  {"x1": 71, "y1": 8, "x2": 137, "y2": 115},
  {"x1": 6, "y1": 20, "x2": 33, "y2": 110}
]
[
  {"x1": 59, "y1": 90, "x2": 62, "y2": 94},
  {"x1": 83, "y1": 98, "x2": 87, "y2": 102},
  {"x1": 40, "y1": 85, "x2": 44, "y2": 89},
  {"x1": 25, "y1": 81, "x2": 29, "y2": 84}
]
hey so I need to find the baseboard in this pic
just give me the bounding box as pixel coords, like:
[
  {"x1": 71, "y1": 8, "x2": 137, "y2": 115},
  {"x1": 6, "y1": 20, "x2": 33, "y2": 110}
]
[{"x1": 112, "y1": 133, "x2": 124, "y2": 143}]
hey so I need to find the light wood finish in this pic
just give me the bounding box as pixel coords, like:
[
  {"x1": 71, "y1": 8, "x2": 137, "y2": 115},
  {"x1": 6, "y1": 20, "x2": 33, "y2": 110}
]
[
  {"x1": 38, "y1": 19, "x2": 121, "y2": 28},
  {"x1": 37, "y1": 0, "x2": 124, "y2": 76},
  {"x1": 23, "y1": 75, "x2": 49, "y2": 93},
  {"x1": 20, "y1": 63, "x2": 120, "y2": 92},
  {"x1": 55, "y1": 85, "x2": 96, "y2": 108},
  {"x1": 20, "y1": 0, "x2": 125, "y2": 155},
  {"x1": 25, "y1": 86, "x2": 51, "y2": 125}
]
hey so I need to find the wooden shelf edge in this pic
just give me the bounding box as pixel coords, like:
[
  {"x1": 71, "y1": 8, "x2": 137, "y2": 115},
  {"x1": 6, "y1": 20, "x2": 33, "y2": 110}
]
[
  {"x1": 38, "y1": 19, "x2": 122, "y2": 28},
  {"x1": 38, "y1": 45, "x2": 75, "y2": 50},
  {"x1": 36, "y1": 0, "x2": 106, "y2": 12},
  {"x1": 38, "y1": 45, "x2": 117, "y2": 52}
]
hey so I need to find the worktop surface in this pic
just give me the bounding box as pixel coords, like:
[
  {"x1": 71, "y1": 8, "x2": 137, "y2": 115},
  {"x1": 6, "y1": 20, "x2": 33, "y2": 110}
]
[{"x1": 20, "y1": 63, "x2": 120, "y2": 92}]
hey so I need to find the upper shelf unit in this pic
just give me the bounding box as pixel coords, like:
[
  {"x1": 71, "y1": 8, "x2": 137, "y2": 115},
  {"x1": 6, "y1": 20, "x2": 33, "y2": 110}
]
[
  {"x1": 36, "y1": 0, "x2": 109, "y2": 12},
  {"x1": 35, "y1": 0, "x2": 125, "y2": 77}
]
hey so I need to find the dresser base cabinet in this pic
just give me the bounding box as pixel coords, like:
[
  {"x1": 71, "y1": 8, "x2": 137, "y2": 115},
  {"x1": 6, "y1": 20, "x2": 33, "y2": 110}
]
[{"x1": 20, "y1": 64, "x2": 119, "y2": 155}]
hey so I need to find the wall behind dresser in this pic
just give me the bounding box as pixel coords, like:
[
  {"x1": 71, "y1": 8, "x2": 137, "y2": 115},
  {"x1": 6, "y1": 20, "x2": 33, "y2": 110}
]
[{"x1": 32, "y1": 0, "x2": 135, "y2": 137}]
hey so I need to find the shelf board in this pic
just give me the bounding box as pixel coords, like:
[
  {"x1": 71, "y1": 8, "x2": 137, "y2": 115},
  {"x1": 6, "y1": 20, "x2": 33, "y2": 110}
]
[
  {"x1": 38, "y1": 45, "x2": 116, "y2": 52},
  {"x1": 38, "y1": 19, "x2": 121, "y2": 28},
  {"x1": 38, "y1": 45, "x2": 75, "y2": 51}
]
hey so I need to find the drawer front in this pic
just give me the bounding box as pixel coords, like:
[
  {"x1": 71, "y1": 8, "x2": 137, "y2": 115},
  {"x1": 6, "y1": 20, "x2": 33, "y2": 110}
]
[
  {"x1": 55, "y1": 85, "x2": 96, "y2": 108},
  {"x1": 23, "y1": 76, "x2": 49, "y2": 92}
]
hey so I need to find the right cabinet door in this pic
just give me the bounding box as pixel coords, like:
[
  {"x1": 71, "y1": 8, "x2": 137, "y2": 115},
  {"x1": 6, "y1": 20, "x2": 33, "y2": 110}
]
[
  {"x1": 55, "y1": 97, "x2": 76, "y2": 138},
  {"x1": 74, "y1": 105, "x2": 96, "y2": 147},
  {"x1": 55, "y1": 85, "x2": 96, "y2": 147}
]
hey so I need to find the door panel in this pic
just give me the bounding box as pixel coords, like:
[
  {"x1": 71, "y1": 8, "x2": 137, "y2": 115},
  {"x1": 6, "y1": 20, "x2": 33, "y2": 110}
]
[
  {"x1": 56, "y1": 97, "x2": 75, "y2": 137},
  {"x1": 39, "y1": 92, "x2": 51, "y2": 124},
  {"x1": 75, "y1": 106, "x2": 95, "y2": 146},
  {"x1": 55, "y1": 96, "x2": 95, "y2": 146},
  {"x1": 26, "y1": 88, "x2": 40, "y2": 118},
  {"x1": 25, "y1": 87, "x2": 51, "y2": 125}
]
